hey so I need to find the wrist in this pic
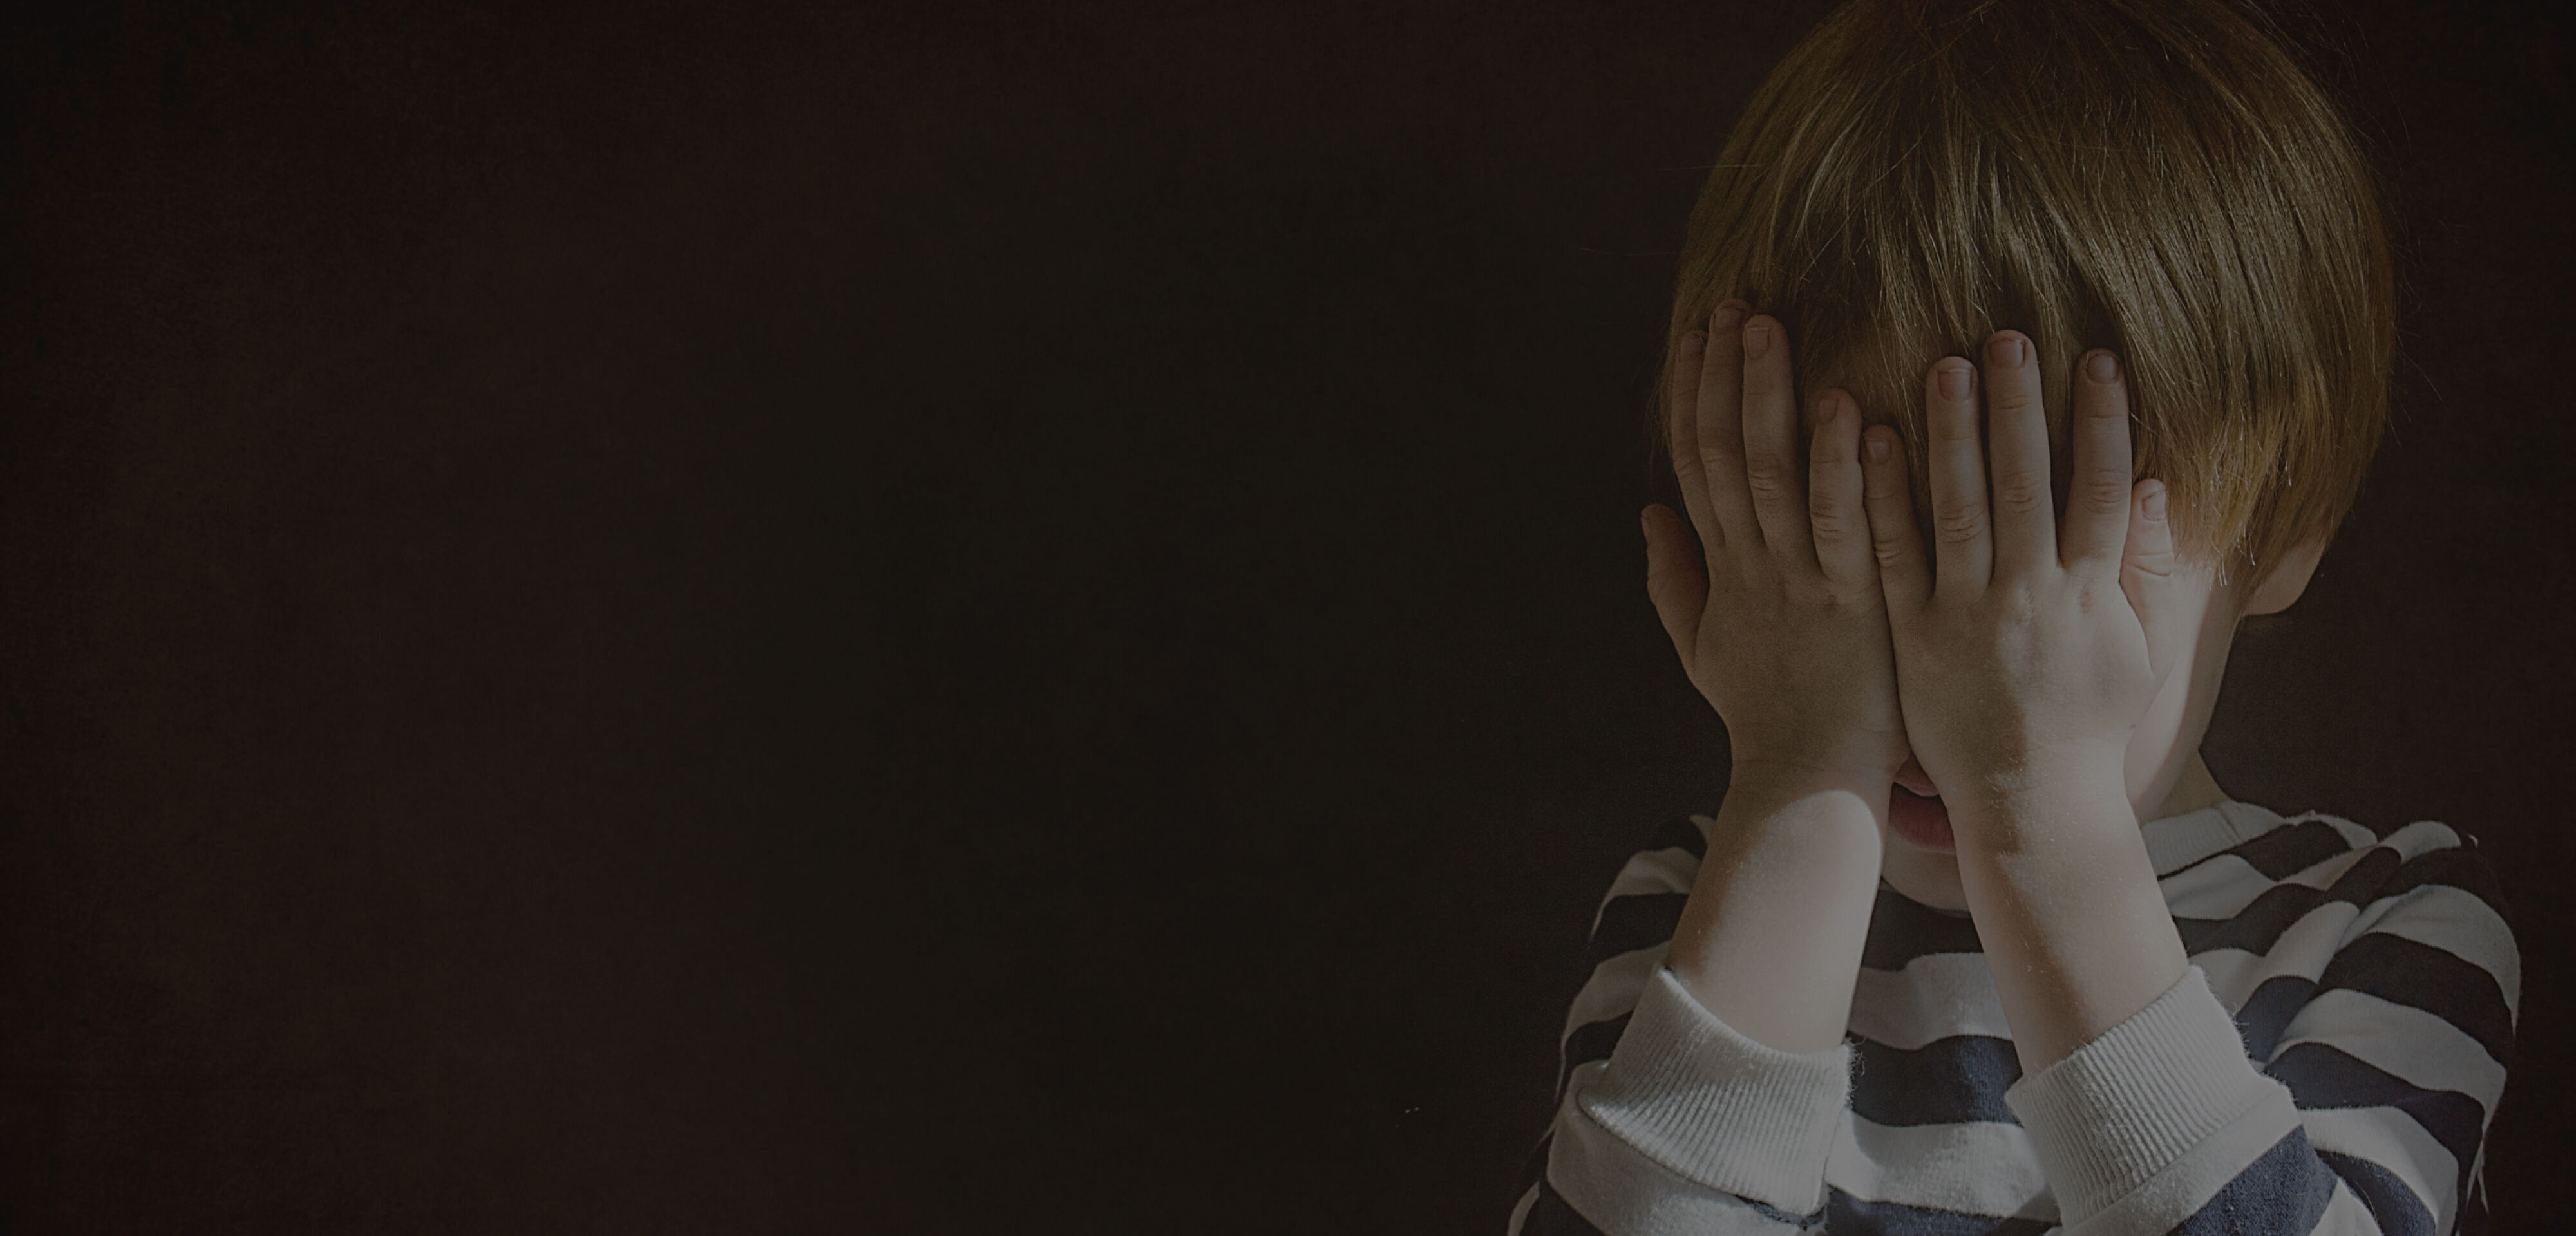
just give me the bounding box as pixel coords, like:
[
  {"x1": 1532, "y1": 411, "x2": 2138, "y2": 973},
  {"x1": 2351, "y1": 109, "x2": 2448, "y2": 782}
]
[
  {"x1": 1945, "y1": 753, "x2": 2134, "y2": 851},
  {"x1": 1725, "y1": 750, "x2": 1897, "y2": 803},
  {"x1": 1712, "y1": 759, "x2": 1889, "y2": 860}
]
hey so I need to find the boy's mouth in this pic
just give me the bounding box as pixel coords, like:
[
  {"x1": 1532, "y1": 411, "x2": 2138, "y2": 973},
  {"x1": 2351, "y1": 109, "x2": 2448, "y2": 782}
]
[{"x1": 1889, "y1": 756, "x2": 1955, "y2": 851}]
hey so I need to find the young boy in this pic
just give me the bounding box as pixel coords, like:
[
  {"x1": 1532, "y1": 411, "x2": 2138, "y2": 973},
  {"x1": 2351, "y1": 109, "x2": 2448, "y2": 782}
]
[{"x1": 1511, "y1": 2, "x2": 2517, "y2": 1233}]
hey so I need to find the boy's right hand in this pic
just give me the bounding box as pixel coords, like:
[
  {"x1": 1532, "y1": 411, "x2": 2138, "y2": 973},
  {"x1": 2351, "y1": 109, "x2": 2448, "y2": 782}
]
[{"x1": 1643, "y1": 303, "x2": 1908, "y2": 794}]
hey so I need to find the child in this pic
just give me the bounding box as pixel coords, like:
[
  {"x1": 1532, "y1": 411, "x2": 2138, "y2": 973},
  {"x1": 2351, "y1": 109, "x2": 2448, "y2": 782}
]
[{"x1": 1511, "y1": 2, "x2": 2517, "y2": 1233}]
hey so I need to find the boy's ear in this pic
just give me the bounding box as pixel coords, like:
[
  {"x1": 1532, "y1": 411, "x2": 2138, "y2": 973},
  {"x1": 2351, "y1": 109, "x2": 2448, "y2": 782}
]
[{"x1": 2239, "y1": 536, "x2": 2331, "y2": 617}]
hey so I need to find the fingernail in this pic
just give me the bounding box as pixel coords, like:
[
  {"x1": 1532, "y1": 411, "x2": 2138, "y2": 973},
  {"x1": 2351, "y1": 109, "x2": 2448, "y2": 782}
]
[
  {"x1": 2142, "y1": 483, "x2": 2167, "y2": 521},
  {"x1": 1865, "y1": 433, "x2": 1890, "y2": 463},
  {"x1": 1991, "y1": 335, "x2": 2025, "y2": 368},
  {"x1": 1682, "y1": 330, "x2": 1705, "y2": 353},
  {"x1": 2086, "y1": 351, "x2": 2119, "y2": 383},
  {"x1": 1937, "y1": 360, "x2": 1972, "y2": 400},
  {"x1": 1743, "y1": 320, "x2": 1771, "y2": 358},
  {"x1": 1818, "y1": 391, "x2": 1843, "y2": 423},
  {"x1": 1713, "y1": 301, "x2": 1748, "y2": 332}
]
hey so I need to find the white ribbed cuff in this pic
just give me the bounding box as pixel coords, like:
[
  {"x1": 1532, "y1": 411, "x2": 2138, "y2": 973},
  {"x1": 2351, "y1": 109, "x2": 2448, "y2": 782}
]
[
  {"x1": 2003, "y1": 966, "x2": 2289, "y2": 1226},
  {"x1": 1574, "y1": 964, "x2": 1852, "y2": 1215}
]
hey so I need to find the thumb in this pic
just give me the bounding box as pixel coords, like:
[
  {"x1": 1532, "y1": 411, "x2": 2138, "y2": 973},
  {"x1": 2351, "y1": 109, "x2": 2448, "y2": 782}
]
[
  {"x1": 1642, "y1": 504, "x2": 1707, "y2": 664},
  {"x1": 2118, "y1": 480, "x2": 2189, "y2": 682}
]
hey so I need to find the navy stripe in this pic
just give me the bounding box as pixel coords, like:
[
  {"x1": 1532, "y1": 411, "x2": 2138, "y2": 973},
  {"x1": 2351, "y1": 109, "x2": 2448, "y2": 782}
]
[
  {"x1": 1582, "y1": 892, "x2": 1686, "y2": 973},
  {"x1": 2222, "y1": 818, "x2": 2362, "y2": 880},
  {"x1": 1824, "y1": 1189, "x2": 2050, "y2": 1235},
  {"x1": 2459, "y1": 1161, "x2": 2490, "y2": 1235},
  {"x1": 1522, "y1": 1177, "x2": 1610, "y2": 1236},
  {"x1": 2177, "y1": 837, "x2": 2512, "y2": 964},
  {"x1": 1515, "y1": 1132, "x2": 1552, "y2": 1208},
  {"x1": 1861, "y1": 890, "x2": 1987, "y2": 971},
  {"x1": 2318, "y1": 932, "x2": 2514, "y2": 1067},
  {"x1": 2233, "y1": 973, "x2": 2317, "y2": 1063},
  {"x1": 1558, "y1": 1014, "x2": 1629, "y2": 1099},
  {"x1": 2316, "y1": 1149, "x2": 2436, "y2": 1236},
  {"x1": 1738, "y1": 1196, "x2": 1828, "y2": 1229},
  {"x1": 2268, "y1": 1041, "x2": 2485, "y2": 1205},
  {"x1": 1642, "y1": 814, "x2": 1709, "y2": 861},
  {"x1": 2380, "y1": 844, "x2": 2508, "y2": 921},
  {"x1": 2157, "y1": 817, "x2": 2352, "y2": 882},
  {"x1": 2168, "y1": 1125, "x2": 2339, "y2": 1235},
  {"x1": 1850, "y1": 1034, "x2": 2021, "y2": 1127},
  {"x1": 1526, "y1": 1172, "x2": 1823, "y2": 1233},
  {"x1": 2175, "y1": 847, "x2": 2401, "y2": 957}
]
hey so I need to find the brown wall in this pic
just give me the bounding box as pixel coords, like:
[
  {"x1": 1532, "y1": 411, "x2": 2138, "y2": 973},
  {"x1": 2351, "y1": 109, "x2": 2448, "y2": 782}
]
[{"x1": 1, "y1": 0, "x2": 2566, "y2": 1230}]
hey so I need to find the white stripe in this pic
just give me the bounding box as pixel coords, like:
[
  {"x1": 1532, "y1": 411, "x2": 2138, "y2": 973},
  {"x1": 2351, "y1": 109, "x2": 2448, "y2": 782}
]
[
  {"x1": 1847, "y1": 953, "x2": 2012, "y2": 1049},
  {"x1": 2188, "y1": 898, "x2": 2360, "y2": 993},
  {"x1": 2293, "y1": 813, "x2": 2382, "y2": 852},
  {"x1": 2143, "y1": 800, "x2": 2279, "y2": 875},
  {"x1": 2163, "y1": 845, "x2": 2374, "y2": 920},
  {"x1": 2160, "y1": 852, "x2": 2284, "y2": 919},
  {"x1": 2310, "y1": 1177, "x2": 2387, "y2": 1236},
  {"x1": 2343, "y1": 887, "x2": 2521, "y2": 1021},
  {"x1": 1505, "y1": 1181, "x2": 1539, "y2": 1236},
  {"x1": 1562, "y1": 944, "x2": 1669, "y2": 1046},
  {"x1": 2300, "y1": 1105, "x2": 2454, "y2": 1233},
  {"x1": 1827, "y1": 1114, "x2": 2055, "y2": 1221},
  {"x1": 2374, "y1": 819, "x2": 2465, "y2": 863},
  {"x1": 2273, "y1": 988, "x2": 2507, "y2": 1101},
  {"x1": 1596, "y1": 847, "x2": 1700, "y2": 911}
]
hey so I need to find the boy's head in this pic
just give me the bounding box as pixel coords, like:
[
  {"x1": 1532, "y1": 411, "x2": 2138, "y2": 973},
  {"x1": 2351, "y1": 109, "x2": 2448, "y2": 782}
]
[
  {"x1": 1660, "y1": 0, "x2": 2395, "y2": 586},
  {"x1": 1663, "y1": 0, "x2": 2398, "y2": 904}
]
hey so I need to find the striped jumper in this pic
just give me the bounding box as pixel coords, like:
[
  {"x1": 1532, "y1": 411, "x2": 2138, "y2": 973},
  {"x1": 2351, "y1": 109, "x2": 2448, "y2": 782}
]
[{"x1": 1510, "y1": 800, "x2": 2517, "y2": 1235}]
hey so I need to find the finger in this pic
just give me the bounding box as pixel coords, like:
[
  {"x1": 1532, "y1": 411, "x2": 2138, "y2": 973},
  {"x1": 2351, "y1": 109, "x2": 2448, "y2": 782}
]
[
  {"x1": 2061, "y1": 350, "x2": 2134, "y2": 575},
  {"x1": 1738, "y1": 314, "x2": 1811, "y2": 566},
  {"x1": 2118, "y1": 481, "x2": 2190, "y2": 682},
  {"x1": 1665, "y1": 328, "x2": 1723, "y2": 555},
  {"x1": 1690, "y1": 301, "x2": 1759, "y2": 551},
  {"x1": 1981, "y1": 331, "x2": 2055, "y2": 581},
  {"x1": 1923, "y1": 355, "x2": 1992, "y2": 596},
  {"x1": 1861, "y1": 424, "x2": 1931, "y2": 615},
  {"x1": 1808, "y1": 388, "x2": 1873, "y2": 588},
  {"x1": 1642, "y1": 503, "x2": 1709, "y2": 662}
]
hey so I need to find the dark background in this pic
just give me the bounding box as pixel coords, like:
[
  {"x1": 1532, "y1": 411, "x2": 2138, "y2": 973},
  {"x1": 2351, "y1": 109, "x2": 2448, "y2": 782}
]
[{"x1": 0, "y1": 0, "x2": 2566, "y2": 1230}]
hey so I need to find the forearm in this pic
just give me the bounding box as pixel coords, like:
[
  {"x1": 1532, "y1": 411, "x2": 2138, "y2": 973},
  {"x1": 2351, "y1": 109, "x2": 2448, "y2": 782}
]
[
  {"x1": 1951, "y1": 771, "x2": 2188, "y2": 1074},
  {"x1": 1666, "y1": 763, "x2": 1887, "y2": 1054}
]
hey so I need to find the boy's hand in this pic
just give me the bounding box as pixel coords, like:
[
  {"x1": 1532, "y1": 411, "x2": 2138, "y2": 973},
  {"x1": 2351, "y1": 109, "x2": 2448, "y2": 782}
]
[
  {"x1": 1857, "y1": 333, "x2": 2193, "y2": 827},
  {"x1": 1643, "y1": 303, "x2": 1908, "y2": 792}
]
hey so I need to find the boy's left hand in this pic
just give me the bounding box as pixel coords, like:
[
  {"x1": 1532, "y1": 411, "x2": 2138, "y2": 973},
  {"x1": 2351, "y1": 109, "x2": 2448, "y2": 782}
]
[{"x1": 1857, "y1": 332, "x2": 2193, "y2": 829}]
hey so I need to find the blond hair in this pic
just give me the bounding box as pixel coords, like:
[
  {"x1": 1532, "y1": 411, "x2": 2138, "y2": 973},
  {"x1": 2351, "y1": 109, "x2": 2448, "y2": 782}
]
[{"x1": 1659, "y1": 0, "x2": 2396, "y2": 582}]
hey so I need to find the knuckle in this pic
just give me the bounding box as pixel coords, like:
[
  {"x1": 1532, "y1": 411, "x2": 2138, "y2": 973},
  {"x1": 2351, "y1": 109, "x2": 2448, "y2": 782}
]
[
  {"x1": 1742, "y1": 452, "x2": 1797, "y2": 498},
  {"x1": 1989, "y1": 471, "x2": 2047, "y2": 516},
  {"x1": 1808, "y1": 486, "x2": 1852, "y2": 532},
  {"x1": 2078, "y1": 468, "x2": 2132, "y2": 516},
  {"x1": 1933, "y1": 499, "x2": 1987, "y2": 544}
]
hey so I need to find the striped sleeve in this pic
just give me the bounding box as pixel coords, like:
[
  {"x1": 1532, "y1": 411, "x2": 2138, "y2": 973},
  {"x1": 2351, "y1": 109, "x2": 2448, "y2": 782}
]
[
  {"x1": 1507, "y1": 816, "x2": 1851, "y2": 1235},
  {"x1": 2003, "y1": 819, "x2": 2516, "y2": 1235}
]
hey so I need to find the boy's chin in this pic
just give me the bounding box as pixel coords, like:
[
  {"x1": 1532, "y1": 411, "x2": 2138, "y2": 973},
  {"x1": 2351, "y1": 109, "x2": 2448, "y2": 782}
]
[{"x1": 1879, "y1": 834, "x2": 1971, "y2": 913}]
